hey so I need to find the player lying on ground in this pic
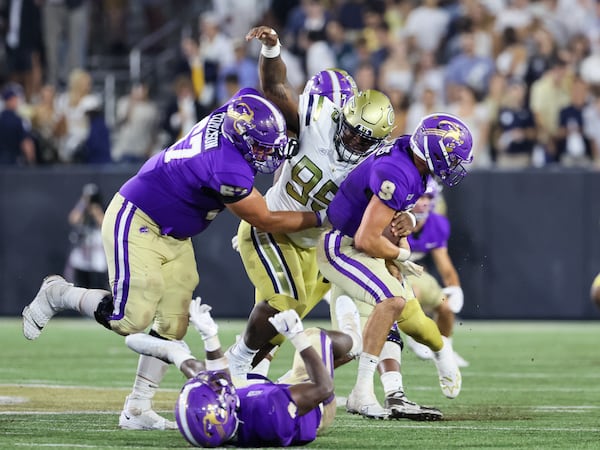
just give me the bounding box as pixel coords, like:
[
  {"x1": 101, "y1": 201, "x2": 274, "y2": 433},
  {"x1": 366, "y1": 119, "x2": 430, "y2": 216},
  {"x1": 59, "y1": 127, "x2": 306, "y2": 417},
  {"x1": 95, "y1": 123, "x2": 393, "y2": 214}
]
[{"x1": 125, "y1": 298, "x2": 362, "y2": 447}]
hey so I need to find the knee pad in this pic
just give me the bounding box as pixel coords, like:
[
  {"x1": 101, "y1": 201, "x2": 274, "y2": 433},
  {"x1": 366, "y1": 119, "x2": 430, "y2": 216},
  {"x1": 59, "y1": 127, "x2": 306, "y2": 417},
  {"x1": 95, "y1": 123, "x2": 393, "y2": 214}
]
[
  {"x1": 94, "y1": 294, "x2": 115, "y2": 330},
  {"x1": 386, "y1": 326, "x2": 404, "y2": 351},
  {"x1": 397, "y1": 299, "x2": 443, "y2": 352}
]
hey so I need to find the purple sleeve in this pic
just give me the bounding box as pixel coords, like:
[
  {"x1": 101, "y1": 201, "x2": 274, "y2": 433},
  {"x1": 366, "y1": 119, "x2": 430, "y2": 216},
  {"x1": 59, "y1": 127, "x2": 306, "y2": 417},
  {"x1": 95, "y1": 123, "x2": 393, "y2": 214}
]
[{"x1": 369, "y1": 165, "x2": 412, "y2": 212}]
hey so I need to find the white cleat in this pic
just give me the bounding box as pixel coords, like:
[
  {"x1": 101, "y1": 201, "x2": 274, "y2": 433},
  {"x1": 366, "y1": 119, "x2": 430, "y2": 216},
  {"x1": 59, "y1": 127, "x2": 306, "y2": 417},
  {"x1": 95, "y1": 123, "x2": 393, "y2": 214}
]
[
  {"x1": 22, "y1": 275, "x2": 71, "y2": 340},
  {"x1": 405, "y1": 334, "x2": 433, "y2": 360},
  {"x1": 125, "y1": 334, "x2": 191, "y2": 365},
  {"x1": 346, "y1": 389, "x2": 390, "y2": 419},
  {"x1": 119, "y1": 395, "x2": 178, "y2": 430},
  {"x1": 433, "y1": 337, "x2": 462, "y2": 399}
]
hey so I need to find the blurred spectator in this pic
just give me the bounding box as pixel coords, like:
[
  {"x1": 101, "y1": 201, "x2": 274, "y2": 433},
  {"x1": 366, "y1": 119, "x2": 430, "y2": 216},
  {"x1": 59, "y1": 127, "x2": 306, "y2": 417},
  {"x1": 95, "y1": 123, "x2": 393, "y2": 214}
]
[
  {"x1": 65, "y1": 183, "x2": 108, "y2": 289},
  {"x1": 411, "y1": 50, "x2": 445, "y2": 103},
  {"x1": 211, "y1": 0, "x2": 268, "y2": 40},
  {"x1": 495, "y1": 79, "x2": 536, "y2": 168},
  {"x1": 54, "y1": 68, "x2": 92, "y2": 162},
  {"x1": 524, "y1": 26, "x2": 557, "y2": 88},
  {"x1": 285, "y1": 0, "x2": 331, "y2": 55},
  {"x1": 3, "y1": 0, "x2": 44, "y2": 102},
  {"x1": 42, "y1": 0, "x2": 90, "y2": 87},
  {"x1": 379, "y1": 38, "x2": 413, "y2": 96},
  {"x1": 112, "y1": 82, "x2": 159, "y2": 164},
  {"x1": 448, "y1": 84, "x2": 492, "y2": 169},
  {"x1": 73, "y1": 95, "x2": 111, "y2": 164},
  {"x1": 493, "y1": 0, "x2": 533, "y2": 42},
  {"x1": 495, "y1": 27, "x2": 528, "y2": 81},
  {"x1": 483, "y1": 72, "x2": 508, "y2": 161},
  {"x1": 583, "y1": 90, "x2": 600, "y2": 168},
  {"x1": 387, "y1": 87, "x2": 409, "y2": 139},
  {"x1": 444, "y1": 30, "x2": 495, "y2": 104},
  {"x1": 555, "y1": 77, "x2": 593, "y2": 167},
  {"x1": 222, "y1": 72, "x2": 241, "y2": 100},
  {"x1": 0, "y1": 83, "x2": 35, "y2": 165},
  {"x1": 325, "y1": 19, "x2": 359, "y2": 74},
  {"x1": 403, "y1": 0, "x2": 450, "y2": 56},
  {"x1": 405, "y1": 86, "x2": 446, "y2": 135},
  {"x1": 334, "y1": 0, "x2": 364, "y2": 37},
  {"x1": 217, "y1": 39, "x2": 259, "y2": 105},
  {"x1": 529, "y1": 53, "x2": 573, "y2": 163},
  {"x1": 162, "y1": 74, "x2": 203, "y2": 143},
  {"x1": 301, "y1": 29, "x2": 336, "y2": 79},
  {"x1": 354, "y1": 60, "x2": 377, "y2": 91},
  {"x1": 103, "y1": 0, "x2": 128, "y2": 54},
  {"x1": 30, "y1": 83, "x2": 62, "y2": 164},
  {"x1": 197, "y1": 11, "x2": 234, "y2": 108}
]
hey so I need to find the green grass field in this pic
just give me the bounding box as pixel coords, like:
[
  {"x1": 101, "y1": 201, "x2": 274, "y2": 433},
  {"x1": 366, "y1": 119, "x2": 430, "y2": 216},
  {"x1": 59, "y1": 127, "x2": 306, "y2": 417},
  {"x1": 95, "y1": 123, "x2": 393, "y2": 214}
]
[{"x1": 1, "y1": 318, "x2": 599, "y2": 449}]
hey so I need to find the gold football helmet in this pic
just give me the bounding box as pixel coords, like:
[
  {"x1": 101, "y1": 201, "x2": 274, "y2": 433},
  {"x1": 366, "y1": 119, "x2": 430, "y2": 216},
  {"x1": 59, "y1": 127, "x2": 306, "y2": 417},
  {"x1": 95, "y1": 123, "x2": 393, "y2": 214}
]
[{"x1": 334, "y1": 89, "x2": 395, "y2": 163}]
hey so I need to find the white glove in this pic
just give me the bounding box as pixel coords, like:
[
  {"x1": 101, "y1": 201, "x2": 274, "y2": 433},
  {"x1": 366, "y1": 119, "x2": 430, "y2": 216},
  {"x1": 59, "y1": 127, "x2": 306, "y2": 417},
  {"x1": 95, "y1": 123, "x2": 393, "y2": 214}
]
[
  {"x1": 189, "y1": 297, "x2": 218, "y2": 340},
  {"x1": 231, "y1": 235, "x2": 239, "y2": 253},
  {"x1": 393, "y1": 260, "x2": 424, "y2": 277},
  {"x1": 442, "y1": 286, "x2": 464, "y2": 313},
  {"x1": 268, "y1": 309, "x2": 310, "y2": 351}
]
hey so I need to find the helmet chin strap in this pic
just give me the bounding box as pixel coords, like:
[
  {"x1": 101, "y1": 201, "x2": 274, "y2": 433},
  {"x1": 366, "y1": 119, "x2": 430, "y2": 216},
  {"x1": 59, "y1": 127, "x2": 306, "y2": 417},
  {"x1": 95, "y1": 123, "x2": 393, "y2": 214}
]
[{"x1": 410, "y1": 136, "x2": 434, "y2": 174}]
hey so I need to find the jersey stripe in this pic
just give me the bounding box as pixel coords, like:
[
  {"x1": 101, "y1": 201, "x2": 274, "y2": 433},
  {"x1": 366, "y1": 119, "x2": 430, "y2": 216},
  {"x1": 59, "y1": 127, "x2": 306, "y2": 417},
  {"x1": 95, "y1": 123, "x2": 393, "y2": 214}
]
[
  {"x1": 110, "y1": 200, "x2": 137, "y2": 320},
  {"x1": 250, "y1": 227, "x2": 298, "y2": 299},
  {"x1": 323, "y1": 230, "x2": 393, "y2": 301},
  {"x1": 304, "y1": 94, "x2": 315, "y2": 126}
]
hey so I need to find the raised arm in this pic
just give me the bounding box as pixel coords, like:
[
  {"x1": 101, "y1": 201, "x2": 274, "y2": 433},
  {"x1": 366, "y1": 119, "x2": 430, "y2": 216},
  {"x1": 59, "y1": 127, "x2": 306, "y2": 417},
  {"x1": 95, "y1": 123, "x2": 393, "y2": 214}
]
[
  {"x1": 268, "y1": 310, "x2": 334, "y2": 416},
  {"x1": 246, "y1": 26, "x2": 300, "y2": 134}
]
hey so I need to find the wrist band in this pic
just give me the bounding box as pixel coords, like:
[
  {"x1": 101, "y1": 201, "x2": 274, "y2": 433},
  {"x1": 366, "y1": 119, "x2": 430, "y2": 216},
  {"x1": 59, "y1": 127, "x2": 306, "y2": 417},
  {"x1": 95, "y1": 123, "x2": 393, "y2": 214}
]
[
  {"x1": 290, "y1": 333, "x2": 311, "y2": 353},
  {"x1": 261, "y1": 39, "x2": 281, "y2": 58},
  {"x1": 395, "y1": 247, "x2": 411, "y2": 262},
  {"x1": 206, "y1": 356, "x2": 228, "y2": 371},
  {"x1": 203, "y1": 335, "x2": 221, "y2": 352}
]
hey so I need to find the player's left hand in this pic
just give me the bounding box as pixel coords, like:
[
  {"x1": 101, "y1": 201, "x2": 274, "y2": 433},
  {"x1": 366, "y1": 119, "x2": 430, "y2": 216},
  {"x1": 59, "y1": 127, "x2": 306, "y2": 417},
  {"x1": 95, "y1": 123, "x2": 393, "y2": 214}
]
[
  {"x1": 268, "y1": 309, "x2": 303, "y2": 340},
  {"x1": 245, "y1": 26, "x2": 279, "y2": 46},
  {"x1": 390, "y1": 210, "x2": 416, "y2": 237},
  {"x1": 189, "y1": 297, "x2": 218, "y2": 340},
  {"x1": 442, "y1": 286, "x2": 464, "y2": 313},
  {"x1": 393, "y1": 260, "x2": 424, "y2": 277}
]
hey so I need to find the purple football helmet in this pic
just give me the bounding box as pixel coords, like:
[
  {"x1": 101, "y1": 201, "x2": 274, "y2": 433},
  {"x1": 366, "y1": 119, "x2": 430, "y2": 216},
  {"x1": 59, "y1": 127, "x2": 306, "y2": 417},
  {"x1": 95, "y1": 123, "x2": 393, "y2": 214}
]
[
  {"x1": 175, "y1": 371, "x2": 239, "y2": 448},
  {"x1": 222, "y1": 93, "x2": 291, "y2": 174},
  {"x1": 409, "y1": 113, "x2": 473, "y2": 187},
  {"x1": 303, "y1": 68, "x2": 358, "y2": 107}
]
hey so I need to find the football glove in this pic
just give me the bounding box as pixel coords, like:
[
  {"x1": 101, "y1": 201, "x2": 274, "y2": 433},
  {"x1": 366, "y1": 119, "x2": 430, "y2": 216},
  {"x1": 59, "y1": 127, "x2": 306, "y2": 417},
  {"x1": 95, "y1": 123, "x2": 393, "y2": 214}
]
[
  {"x1": 189, "y1": 297, "x2": 218, "y2": 340},
  {"x1": 393, "y1": 260, "x2": 424, "y2": 277},
  {"x1": 231, "y1": 235, "x2": 239, "y2": 253},
  {"x1": 268, "y1": 309, "x2": 310, "y2": 352},
  {"x1": 442, "y1": 286, "x2": 464, "y2": 313}
]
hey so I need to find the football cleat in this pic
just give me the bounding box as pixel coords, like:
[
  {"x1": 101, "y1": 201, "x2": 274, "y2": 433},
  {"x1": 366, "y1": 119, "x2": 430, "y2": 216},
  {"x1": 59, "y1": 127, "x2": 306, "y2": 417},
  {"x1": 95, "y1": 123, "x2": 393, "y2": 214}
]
[
  {"x1": 22, "y1": 275, "x2": 71, "y2": 340},
  {"x1": 433, "y1": 337, "x2": 462, "y2": 399},
  {"x1": 224, "y1": 341, "x2": 253, "y2": 383},
  {"x1": 384, "y1": 390, "x2": 443, "y2": 421},
  {"x1": 346, "y1": 389, "x2": 390, "y2": 419},
  {"x1": 125, "y1": 333, "x2": 191, "y2": 365},
  {"x1": 119, "y1": 395, "x2": 178, "y2": 430}
]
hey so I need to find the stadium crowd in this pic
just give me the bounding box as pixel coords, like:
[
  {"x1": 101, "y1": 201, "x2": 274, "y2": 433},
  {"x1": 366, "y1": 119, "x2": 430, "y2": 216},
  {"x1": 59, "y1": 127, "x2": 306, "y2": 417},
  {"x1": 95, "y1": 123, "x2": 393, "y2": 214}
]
[{"x1": 1, "y1": 0, "x2": 600, "y2": 169}]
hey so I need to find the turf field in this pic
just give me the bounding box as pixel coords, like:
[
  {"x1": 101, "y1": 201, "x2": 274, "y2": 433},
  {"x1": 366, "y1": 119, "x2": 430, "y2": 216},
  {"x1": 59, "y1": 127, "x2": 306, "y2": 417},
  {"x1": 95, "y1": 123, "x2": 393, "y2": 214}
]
[{"x1": 1, "y1": 318, "x2": 599, "y2": 449}]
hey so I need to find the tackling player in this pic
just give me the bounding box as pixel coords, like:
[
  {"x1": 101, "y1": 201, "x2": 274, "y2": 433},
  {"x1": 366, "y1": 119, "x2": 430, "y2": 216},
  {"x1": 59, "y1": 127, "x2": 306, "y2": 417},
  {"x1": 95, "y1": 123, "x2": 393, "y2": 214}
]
[
  {"x1": 225, "y1": 26, "x2": 414, "y2": 385},
  {"x1": 125, "y1": 298, "x2": 360, "y2": 447},
  {"x1": 317, "y1": 113, "x2": 474, "y2": 418},
  {"x1": 21, "y1": 88, "x2": 324, "y2": 431}
]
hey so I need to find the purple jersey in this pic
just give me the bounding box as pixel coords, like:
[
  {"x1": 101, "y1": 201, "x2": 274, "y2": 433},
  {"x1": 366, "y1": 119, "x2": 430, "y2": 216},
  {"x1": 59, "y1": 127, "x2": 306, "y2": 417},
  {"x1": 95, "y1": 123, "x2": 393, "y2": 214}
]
[
  {"x1": 236, "y1": 382, "x2": 321, "y2": 447},
  {"x1": 407, "y1": 212, "x2": 450, "y2": 261},
  {"x1": 119, "y1": 89, "x2": 260, "y2": 239},
  {"x1": 327, "y1": 136, "x2": 426, "y2": 237}
]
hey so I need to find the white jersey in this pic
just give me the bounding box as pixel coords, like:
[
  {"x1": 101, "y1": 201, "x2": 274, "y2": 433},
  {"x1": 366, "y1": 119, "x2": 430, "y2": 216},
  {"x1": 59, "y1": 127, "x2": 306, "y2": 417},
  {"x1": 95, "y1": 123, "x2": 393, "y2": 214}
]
[{"x1": 264, "y1": 94, "x2": 358, "y2": 248}]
